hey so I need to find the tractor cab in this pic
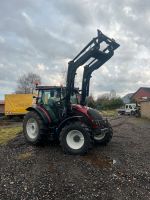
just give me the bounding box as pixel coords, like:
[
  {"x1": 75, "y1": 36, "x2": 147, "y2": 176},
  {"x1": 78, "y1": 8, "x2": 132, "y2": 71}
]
[
  {"x1": 36, "y1": 86, "x2": 80, "y2": 105},
  {"x1": 35, "y1": 86, "x2": 80, "y2": 123},
  {"x1": 36, "y1": 86, "x2": 64, "y2": 105}
]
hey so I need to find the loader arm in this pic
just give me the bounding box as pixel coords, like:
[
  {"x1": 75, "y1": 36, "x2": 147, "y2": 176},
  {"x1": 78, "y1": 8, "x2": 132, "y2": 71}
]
[
  {"x1": 80, "y1": 51, "x2": 114, "y2": 105},
  {"x1": 65, "y1": 30, "x2": 120, "y2": 113},
  {"x1": 80, "y1": 32, "x2": 120, "y2": 105}
]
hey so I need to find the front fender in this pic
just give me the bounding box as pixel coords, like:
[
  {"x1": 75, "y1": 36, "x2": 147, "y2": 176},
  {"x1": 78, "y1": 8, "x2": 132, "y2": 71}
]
[
  {"x1": 26, "y1": 106, "x2": 51, "y2": 125},
  {"x1": 57, "y1": 116, "x2": 83, "y2": 133}
]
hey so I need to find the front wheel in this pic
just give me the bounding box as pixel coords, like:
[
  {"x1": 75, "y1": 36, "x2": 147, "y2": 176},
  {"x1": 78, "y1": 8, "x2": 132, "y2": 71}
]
[
  {"x1": 59, "y1": 122, "x2": 92, "y2": 155},
  {"x1": 93, "y1": 123, "x2": 113, "y2": 145}
]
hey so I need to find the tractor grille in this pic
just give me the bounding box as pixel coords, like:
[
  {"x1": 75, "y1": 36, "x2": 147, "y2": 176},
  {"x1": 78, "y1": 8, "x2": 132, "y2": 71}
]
[
  {"x1": 93, "y1": 119, "x2": 104, "y2": 126},
  {"x1": 87, "y1": 108, "x2": 109, "y2": 127}
]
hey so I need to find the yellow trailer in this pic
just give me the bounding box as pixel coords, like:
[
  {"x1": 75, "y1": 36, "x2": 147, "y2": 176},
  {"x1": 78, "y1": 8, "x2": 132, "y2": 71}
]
[{"x1": 5, "y1": 94, "x2": 34, "y2": 116}]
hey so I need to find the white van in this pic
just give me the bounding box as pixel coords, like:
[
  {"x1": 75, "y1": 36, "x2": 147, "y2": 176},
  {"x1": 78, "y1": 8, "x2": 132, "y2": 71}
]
[
  {"x1": 117, "y1": 103, "x2": 137, "y2": 115},
  {"x1": 125, "y1": 103, "x2": 137, "y2": 115}
]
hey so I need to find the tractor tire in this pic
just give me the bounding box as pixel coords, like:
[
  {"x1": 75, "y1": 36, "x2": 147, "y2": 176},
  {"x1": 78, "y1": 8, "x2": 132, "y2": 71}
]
[
  {"x1": 94, "y1": 123, "x2": 113, "y2": 145},
  {"x1": 23, "y1": 111, "x2": 47, "y2": 145},
  {"x1": 59, "y1": 121, "x2": 92, "y2": 155}
]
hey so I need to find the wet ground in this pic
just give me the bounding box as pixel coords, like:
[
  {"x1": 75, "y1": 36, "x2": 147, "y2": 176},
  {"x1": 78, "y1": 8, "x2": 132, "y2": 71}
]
[{"x1": 0, "y1": 116, "x2": 150, "y2": 200}]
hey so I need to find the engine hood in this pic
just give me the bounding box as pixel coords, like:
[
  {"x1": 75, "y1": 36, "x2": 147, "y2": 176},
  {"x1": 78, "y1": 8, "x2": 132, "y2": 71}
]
[
  {"x1": 87, "y1": 108, "x2": 103, "y2": 120},
  {"x1": 72, "y1": 104, "x2": 102, "y2": 120},
  {"x1": 72, "y1": 104, "x2": 88, "y2": 115}
]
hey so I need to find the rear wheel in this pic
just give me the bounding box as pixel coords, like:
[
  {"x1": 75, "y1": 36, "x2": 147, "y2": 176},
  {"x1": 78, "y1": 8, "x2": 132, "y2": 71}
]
[
  {"x1": 59, "y1": 122, "x2": 92, "y2": 155},
  {"x1": 94, "y1": 123, "x2": 113, "y2": 145},
  {"x1": 23, "y1": 111, "x2": 47, "y2": 145}
]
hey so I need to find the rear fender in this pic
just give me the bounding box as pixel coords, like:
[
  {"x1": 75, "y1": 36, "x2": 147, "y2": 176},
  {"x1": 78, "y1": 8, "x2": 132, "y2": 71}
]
[{"x1": 26, "y1": 106, "x2": 51, "y2": 125}]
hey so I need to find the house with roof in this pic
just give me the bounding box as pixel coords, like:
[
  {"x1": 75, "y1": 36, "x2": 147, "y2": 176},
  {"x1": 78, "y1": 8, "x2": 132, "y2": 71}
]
[{"x1": 131, "y1": 87, "x2": 150, "y2": 103}]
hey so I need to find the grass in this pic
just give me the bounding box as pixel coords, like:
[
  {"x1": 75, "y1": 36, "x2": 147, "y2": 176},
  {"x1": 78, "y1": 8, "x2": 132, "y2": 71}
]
[
  {"x1": 100, "y1": 109, "x2": 118, "y2": 117},
  {"x1": 18, "y1": 152, "x2": 32, "y2": 160},
  {"x1": 0, "y1": 126, "x2": 22, "y2": 145}
]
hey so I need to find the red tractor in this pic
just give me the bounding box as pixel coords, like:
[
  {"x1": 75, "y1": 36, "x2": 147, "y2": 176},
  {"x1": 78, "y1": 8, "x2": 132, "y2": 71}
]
[{"x1": 23, "y1": 30, "x2": 119, "y2": 155}]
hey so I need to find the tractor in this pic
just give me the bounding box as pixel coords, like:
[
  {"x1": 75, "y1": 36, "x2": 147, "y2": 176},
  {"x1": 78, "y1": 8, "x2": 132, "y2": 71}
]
[{"x1": 23, "y1": 30, "x2": 120, "y2": 155}]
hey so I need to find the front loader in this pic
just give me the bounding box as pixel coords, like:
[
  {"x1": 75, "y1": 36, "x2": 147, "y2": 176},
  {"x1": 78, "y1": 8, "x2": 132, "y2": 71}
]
[
  {"x1": 23, "y1": 30, "x2": 119, "y2": 155},
  {"x1": 79, "y1": 30, "x2": 119, "y2": 144},
  {"x1": 80, "y1": 30, "x2": 119, "y2": 106}
]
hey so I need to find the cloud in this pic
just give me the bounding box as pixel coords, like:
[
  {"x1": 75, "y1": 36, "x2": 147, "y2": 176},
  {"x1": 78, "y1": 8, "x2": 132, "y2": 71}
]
[
  {"x1": 22, "y1": 12, "x2": 33, "y2": 26},
  {"x1": 0, "y1": 0, "x2": 150, "y2": 100},
  {"x1": 51, "y1": 0, "x2": 93, "y2": 27},
  {"x1": 0, "y1": 36, "x2": 5, "y2": 43}
]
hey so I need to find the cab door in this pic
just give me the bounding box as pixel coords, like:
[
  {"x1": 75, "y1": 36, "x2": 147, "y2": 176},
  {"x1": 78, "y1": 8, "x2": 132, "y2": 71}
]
[{"x1": 38, "y1": 89, "x2": 61, "y2": 123}]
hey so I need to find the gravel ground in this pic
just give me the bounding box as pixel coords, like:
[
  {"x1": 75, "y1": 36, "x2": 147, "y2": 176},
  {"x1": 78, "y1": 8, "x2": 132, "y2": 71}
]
[{"x1": 0, "y1": 116, "x2": 150, "y2": 200}]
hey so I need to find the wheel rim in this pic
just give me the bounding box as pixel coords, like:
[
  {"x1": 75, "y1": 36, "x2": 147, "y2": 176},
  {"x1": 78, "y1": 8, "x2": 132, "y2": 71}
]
[
  {"x1": 26, "y1": 118, "x2": 38, "y2": 139},
  {"x1": 66, "y1": 130, "x2": 85, "y2": 150},
  {"x1": 94, "y1": 132, "x2": 106, "y2": 140}
]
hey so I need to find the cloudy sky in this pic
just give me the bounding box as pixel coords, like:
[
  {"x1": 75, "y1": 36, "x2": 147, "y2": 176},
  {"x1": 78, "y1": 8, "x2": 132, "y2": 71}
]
[{"x1": 0, "y1": 0, "x2": 150, "y2": 99}]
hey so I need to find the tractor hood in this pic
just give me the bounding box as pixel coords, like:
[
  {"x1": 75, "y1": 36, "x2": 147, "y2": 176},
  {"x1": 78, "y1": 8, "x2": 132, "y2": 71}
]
[
  {"x1": 72, "y1": 104, "x2": 103, "y2": 120},
  {"x1": 87, "y1": 108, "x2": 103, "y2": 120}
]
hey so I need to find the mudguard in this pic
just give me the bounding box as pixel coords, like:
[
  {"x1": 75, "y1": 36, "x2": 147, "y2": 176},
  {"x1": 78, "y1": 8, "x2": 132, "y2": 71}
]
[
  {"x1": 57, "y1": 115, "x2": 84, "y2": 133},
  {"x1": 26, "y1": 106, "x2": 51, "y2": 125}
]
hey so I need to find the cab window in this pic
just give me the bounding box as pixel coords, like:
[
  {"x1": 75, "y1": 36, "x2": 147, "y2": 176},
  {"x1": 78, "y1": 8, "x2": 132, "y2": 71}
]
[
  {"x1": 42, "y1": 91, "x2": 51, "y2": 104},
  {"x1": 38, "y1": 89, "x2": 61, "y2": 105},
  {"x1": 50, "y1": 90, "x2": 60, "y2": 101},
  {"x1": 70, "y1": 94, "x2": 78, "y2": 104}
]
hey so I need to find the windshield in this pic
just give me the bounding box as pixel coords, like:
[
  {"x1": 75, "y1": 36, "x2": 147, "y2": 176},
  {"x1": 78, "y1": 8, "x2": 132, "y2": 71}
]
[
  {"x1": 37, "y1": 88, "x2": 80, "y2": 105},
  {"x1": 37, "y1": 89, "x2": 61, "y2": 105}
]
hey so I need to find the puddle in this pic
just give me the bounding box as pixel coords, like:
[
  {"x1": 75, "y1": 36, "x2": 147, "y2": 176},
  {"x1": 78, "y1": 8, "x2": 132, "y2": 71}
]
[{"x1": 82, "y1": 153, "x2": 116, "y2": 169}]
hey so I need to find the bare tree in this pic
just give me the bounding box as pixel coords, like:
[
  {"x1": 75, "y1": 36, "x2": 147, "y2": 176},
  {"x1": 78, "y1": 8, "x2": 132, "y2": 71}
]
[
  {"x1": 16, "y1": 72, "x2": 41, "y2": 94},
  {"x1": 60, "y1": 66, "x2": 67, "y2": 86}
]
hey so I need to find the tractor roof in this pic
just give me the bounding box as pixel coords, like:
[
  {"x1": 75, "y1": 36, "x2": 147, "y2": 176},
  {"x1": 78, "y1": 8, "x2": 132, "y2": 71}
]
[
  {"x1": 36, "y1": 86, "x2": 80, "y2": 93},
  {"x1": 36, "y1": 86, "x2": 63, "y2": 90}
]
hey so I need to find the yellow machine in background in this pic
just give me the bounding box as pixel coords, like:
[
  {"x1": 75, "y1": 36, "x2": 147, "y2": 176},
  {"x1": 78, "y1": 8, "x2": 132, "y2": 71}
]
[{"x1": 5, "y1": 94, "x2": 34, "y2": 116}]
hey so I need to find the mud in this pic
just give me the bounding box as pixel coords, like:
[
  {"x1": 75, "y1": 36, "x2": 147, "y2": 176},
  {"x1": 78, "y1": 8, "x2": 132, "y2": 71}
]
[{"x1": 82, "y1": 152, "x2": 114, "y2": 169}]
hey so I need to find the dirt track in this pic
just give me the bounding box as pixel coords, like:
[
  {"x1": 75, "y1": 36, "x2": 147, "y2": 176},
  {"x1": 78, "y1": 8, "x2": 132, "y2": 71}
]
[{"x1": 0, "y1": 116, "x2": 150, "y2": 200}]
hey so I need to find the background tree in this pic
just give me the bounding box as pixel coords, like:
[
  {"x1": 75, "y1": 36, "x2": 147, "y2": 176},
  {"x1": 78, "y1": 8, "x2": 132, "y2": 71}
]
[
  {"x1": 16, "y1": 72, "x2": 41, "y2": 94},
  {"x1": 95, "y1": 96, "x2": 124, "y2": 110},
  {"x1": 87, "y1": 95, "x2": 96, "y2": 108}
]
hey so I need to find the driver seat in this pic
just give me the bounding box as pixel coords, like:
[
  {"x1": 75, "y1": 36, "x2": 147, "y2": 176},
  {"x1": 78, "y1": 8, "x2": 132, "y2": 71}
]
[{"x1": 46, "y1": 98, "x2": 60, "y2": 123}]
